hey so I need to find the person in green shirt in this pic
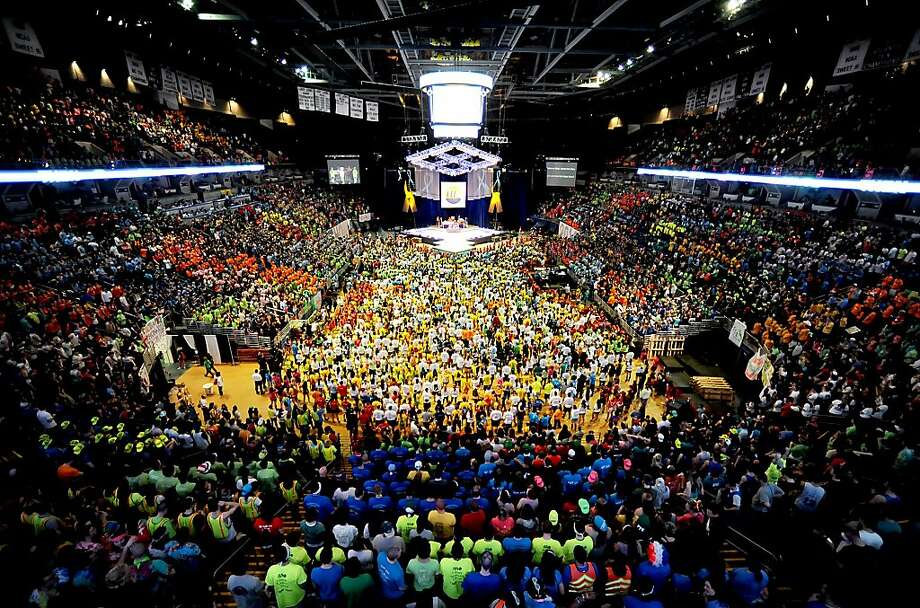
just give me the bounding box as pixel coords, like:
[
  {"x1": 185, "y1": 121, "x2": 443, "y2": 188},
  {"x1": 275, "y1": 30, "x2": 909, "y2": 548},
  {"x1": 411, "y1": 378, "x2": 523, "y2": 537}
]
[
  {"x1": 439, "y1": 541, "x2": 474, "y2": 600},
  {"x1": 339, "y1": 557, "x2": 373, "y2": 608},
  {"x1": 562, "y1": 523, "x2": 594, "y2": 563},
  {"x1": 256, "y1": 461, "x2": 279, "y2": 491},
  {"x1": 442, "y1": 535, "x2": 474, "y2": 557},
  {"x1": 265, "y1": 547, "x2": 308, "y2": 608},
  {"x1": 406, "y1": 537, "x2": 440, "y2": 592},
  {"x1": 532, "y1": 523, "x2": 564, "y2": 564},
  {"x1": 472, "y1": 531, "x2": 504, "y2": 560}
]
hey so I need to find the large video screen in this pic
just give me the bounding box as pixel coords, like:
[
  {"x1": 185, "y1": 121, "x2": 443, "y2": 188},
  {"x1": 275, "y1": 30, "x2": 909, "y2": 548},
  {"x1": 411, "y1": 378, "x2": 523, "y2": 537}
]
[
  {"x1": 440, "y1": 181, "x2": 467, "y2": 209},
  {"x1": 326, "y1": 155, "x2": 361, "y2": 185},
  {"x1": 546, "y1": 157, "x2": 578, "y2": 187}
]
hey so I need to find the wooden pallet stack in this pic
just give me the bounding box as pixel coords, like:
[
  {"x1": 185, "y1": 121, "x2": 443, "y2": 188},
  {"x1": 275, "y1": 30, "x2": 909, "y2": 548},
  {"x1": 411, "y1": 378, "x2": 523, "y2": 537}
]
[{"x1": 689, "y1": 376, "x2": 734, "y2": 403}]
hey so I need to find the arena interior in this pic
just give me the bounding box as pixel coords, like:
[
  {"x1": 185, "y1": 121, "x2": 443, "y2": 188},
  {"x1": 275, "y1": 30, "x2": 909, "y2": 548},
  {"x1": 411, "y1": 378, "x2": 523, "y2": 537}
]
[{"x1": 4, "y1": 2, "x2": 920, "y2": 607}]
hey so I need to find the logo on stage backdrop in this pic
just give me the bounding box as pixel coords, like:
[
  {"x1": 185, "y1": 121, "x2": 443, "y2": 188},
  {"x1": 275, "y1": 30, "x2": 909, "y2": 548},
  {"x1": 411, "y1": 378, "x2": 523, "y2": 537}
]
[{"x1": 440, "y1": 182, "x2": 467, "y2": 209}]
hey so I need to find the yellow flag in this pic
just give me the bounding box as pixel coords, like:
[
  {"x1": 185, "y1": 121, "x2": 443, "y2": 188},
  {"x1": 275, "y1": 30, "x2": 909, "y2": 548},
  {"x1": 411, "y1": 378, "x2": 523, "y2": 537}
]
[{"x1": 488, "y1": 189, "x2": 502, "y2": 214}]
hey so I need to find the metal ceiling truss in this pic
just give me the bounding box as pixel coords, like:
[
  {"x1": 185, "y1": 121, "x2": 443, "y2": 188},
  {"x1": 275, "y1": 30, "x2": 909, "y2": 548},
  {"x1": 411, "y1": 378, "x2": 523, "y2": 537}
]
[{"x1": 406, "y1": 141, "x2": 501, "y2": 177}]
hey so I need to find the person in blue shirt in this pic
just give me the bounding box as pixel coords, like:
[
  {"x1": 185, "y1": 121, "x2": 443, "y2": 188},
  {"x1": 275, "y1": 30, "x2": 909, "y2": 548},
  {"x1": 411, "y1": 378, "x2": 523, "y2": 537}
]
[
  {"x1": 624, "y1": 577, "x2": 664, "y2": 608},
  {"x1": 310, "y1": 546, "x2": 344, "y2": 603},
  {"x1": 592, "y1": 453, "x2": 613, "y2": 479},
  {"x1": 635, "y1": 541, "x2": 671, "y2": 590},
  {"x1": 727, "y1": 559, "x2": 769, "y2": 605},
  {"x1": 345, "y1": 489, "x2": 368, "y2": 524},
  {"x1": 303, "y1": 489, "x2": 334, "y2": 522},
  {"x1": 369, "y1": 485, "x2": 394, "y2": 513},
  {"x1": 377, "y1": 546, "x2": 407, "y2": 603},
  {"x1": 500, "y1": 557, "x2": 532, "y2": 595},
  {"x1": 502, "y1": 526, "x2": 532, "y2": 554},
  {"x1": 560, "y1": 471, "x2": 582, "y2": 497},
  {"x1": 462, "y1": 551, "x2": 503, "y2": 604}
]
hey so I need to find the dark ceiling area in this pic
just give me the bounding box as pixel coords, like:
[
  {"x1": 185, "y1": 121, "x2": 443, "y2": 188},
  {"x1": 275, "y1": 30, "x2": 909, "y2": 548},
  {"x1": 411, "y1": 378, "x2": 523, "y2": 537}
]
[{"x1": 3, "y1": 0, "x2": 914, "y2": 163}]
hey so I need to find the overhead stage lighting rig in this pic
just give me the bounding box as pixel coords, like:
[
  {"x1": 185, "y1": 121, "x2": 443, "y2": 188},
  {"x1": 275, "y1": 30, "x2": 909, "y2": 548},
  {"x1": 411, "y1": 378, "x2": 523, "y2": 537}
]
[{"x1": 405, "y1": 140, "x2": 501, "y2": 177}]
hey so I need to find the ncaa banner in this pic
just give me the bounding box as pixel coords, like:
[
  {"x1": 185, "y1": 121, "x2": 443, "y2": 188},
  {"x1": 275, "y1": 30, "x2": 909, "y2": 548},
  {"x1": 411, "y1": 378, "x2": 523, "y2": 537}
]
[
  {"x1": 349, "y1": 96, "x2": 364, "y2": 119},
  {"x1": 3, "y1": 18, "x2": 44, "y2": 58},
  {"x1": 365, "y1": 101, "x2": 379, "y2": 122},
  {"x1": 905, "y1": 29, "x2": 920, "y2": 62},
  {"x1": 202, "y1": 81, "x2": 215, "y2": 105},
  {"x1": 297, "y1": 87, "x2": 315, "y2": 111},
  {"x1": 335, "y1": 92, "x2": 350, "y2": 116},
  {"x1": 315, "y1": 89, "x2": 331, "y2": 112},
  {"x1": 189, "y1": 77, "x2": 204, "y2": 102},
  {"x1": 161, "y1": 67, "x2": 178, "y2": 94},
  {"x1": 719, "y1": 74, "x2": 737, "y2": 103},
  {"x1": 684, "y1": 88, "x2": 699, "y2": 114},
  {"x1": 749, "y1": 63, "x2": 771, "y2": 96},
  {"x1": 706, "y1": 80, "x2": 722, "y2": 106},
  {"x1": 176, "y1": 72, "x2": 193, "y2": 98},
  {"x1": 124, "y1": 51, "x2": 149, "y2": 86},
  {"x1": 833, "y1": 39, "x2": 870, "y2": 76}
]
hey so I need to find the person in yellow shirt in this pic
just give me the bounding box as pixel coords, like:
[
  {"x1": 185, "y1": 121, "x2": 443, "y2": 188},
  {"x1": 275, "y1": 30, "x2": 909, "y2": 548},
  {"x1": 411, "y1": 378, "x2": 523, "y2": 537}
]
[{"x1": 427, "y1": 499, "x2": 456, "y2": 542}]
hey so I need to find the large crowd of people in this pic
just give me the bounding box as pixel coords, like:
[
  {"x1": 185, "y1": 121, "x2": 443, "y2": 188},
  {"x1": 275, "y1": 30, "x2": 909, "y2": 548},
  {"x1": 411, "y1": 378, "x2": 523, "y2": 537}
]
[
  {"x1": 7, "y1": 207, "x2": 917, "y2": 608},
  {"x1": 612, "y1": 69, "x2": 919, "y2": 179},
  {"x1": 0, "y1": 79, "x2": 284, "y2": 168}
]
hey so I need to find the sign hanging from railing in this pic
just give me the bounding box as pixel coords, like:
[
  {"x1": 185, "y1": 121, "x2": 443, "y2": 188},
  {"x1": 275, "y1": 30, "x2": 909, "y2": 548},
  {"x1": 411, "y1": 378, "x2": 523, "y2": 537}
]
[{"x1": 729, "y1": 318, "x2": 746, "y2": 347}]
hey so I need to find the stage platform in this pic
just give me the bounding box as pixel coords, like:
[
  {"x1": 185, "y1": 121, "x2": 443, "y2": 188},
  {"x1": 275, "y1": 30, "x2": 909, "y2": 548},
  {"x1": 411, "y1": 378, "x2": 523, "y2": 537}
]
[{"x1": 403, "y1": 225, "x2": 505, "y2": 253}]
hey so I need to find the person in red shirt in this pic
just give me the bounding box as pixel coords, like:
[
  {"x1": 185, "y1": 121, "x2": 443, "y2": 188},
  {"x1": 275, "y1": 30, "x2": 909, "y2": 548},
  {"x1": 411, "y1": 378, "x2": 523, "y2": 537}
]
[{"x1": 460, "y1": 502, "x2": 486, "y2": 537}]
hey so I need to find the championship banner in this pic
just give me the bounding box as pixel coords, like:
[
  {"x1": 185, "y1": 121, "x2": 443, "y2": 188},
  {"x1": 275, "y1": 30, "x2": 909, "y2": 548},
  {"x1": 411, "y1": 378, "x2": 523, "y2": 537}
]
[
  {"x1": 161, "y1": 67, "x2": 178, "y2": 94},
  {"x1": 3, "y1": 18, "x2": 44, "y2": 58},
  {"x1": 684, "y1": 88, "x2": 699, "y2": 114},
  {"x1": 177, "y1": 72, "x2": 193, "y2": 98},
  {"x1": 833, "y1": 39, "x2": 870, "y2": 77},
  {"x1": 202, "y1": 81, "x2": 215, "y2": 105},
  {"x1": 124, "y1": 50, "x2": 149, "y2": 86},
  {"x1": 706, "y1": 80, "x2": 722, "y2": 106},
  {"x1": 335, "y1": 92, "x2": 350, "y2": 115},
  {"x1": 558, "y1": 222, "x2": 579, "y2": 239},
  {"x1": 904, "y1": 29, "x2": 920, "y2": 62},
  {"x1": 297, "y1": 87, "x2": 315, "y2": 111},
  {"x1": 189, "y1": 77, "x2": 204, "y2": 102},
  {"x1": 349, "y1": 96, "x2": 364, "y2": 119},
  {"x1": 315, "y1": 89, "x2": 331, "y2": 112},
  {"x1": 749, "y1": 63, "x2": 771, "y2": 96},
  {"x1": 365, "y1": 100, "x2": 379, "y2": 122},
  {"x1": 719, "y1": 74, "x2": 737, "y2": 103}
]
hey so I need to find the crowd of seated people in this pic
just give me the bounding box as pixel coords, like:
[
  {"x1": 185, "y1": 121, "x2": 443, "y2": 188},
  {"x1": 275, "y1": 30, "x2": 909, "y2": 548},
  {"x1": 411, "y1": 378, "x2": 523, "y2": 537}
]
[
  {"x1": 5, "y1": 230, "x2": 915, "y2": 608},
  {"x1": 0, "y1": 79, "x2": 284, "y2": 168},
  {"x1": 613, "y1": 68, "x2": 919, "y2": 178},
  {"x1": 0, "y1": 180, "x2": 367, "y2": 337}
]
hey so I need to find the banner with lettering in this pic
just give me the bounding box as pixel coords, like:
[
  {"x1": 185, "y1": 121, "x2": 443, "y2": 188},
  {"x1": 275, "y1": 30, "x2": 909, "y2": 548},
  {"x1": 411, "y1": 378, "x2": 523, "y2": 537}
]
[
  {"x1": 749, "y1": 63, "x2": 771, "y2": 96},
  {"x1": 124, "y1": 51, "x2": 148, "y2": 86},
  {"x1": 177, "y1": 72, "x2": 193, "y2": 98},
  {"x1": 202, "y1": 81, "x2": 215, "y2": 105},
  {"x1": 161, "y1": 67, "x2": 178, "y2": 94},
  {"x1": 3, "y1": 18, "x2": 44, "y2": 58},
  {"x1": 365, "y1": 100, "x2": 379, "y2": 122},
  {"x1": 335, "y1": 92, "x2": 350, "y2": 116},
  {"x1": 189, "y1": 77, "x2": 204, "y2": 102},
  {"x1": 706, "y1": 80, "x2": 722, "y2": 106},
  {"x1": 719, "y1": 74, "x2": 737, "y2": 103},
  {"x1": 315, "y1": 90, "x2": 331, "y2": 112},
  {"x1": 833, "y1": 39, "x2": 870, "y2": 77},
  {"x1": 349, "y1": 97, "x2": 364, "y2": 119},
  {"x1": 297, "y1": 87, "x2": 315, "y2": 111}
]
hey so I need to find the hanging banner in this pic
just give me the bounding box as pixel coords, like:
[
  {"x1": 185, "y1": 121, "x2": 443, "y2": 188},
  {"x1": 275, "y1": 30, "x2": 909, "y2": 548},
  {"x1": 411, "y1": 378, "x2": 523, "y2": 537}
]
[
  {"x1": 161, "y1": 67, "x2": 178, "y2": 94},
  {"x1": 684, "y1": 88, "x2": 699, "y2": 114},
  {"x1": 749, "y1": 63, "x2": 771, "y2": 96},
  {"x1": 905, "y1": 29, "x2": 920, "y2": 62},
  {"x1": 349, "y1": 96, "x2": 364, "y2": 119},
  {"x1": 297, "y1": 87, "x2": 315, "y2": 111},
  {"x1": 124, "y1": 50, "x2": 148, "y2": 86},
  {"x1": 177, "y1": 72, "x2": 193, "y2": 98},
  {"x1": 706, "y1": 80, "x2": 722, "y2": 106},
  {"x1": 315, "y1": 89, "x2": 331, "y2": 112},
  {"x1": 760, "y1": 359, "x2": 774, "y2": 387},
  {"x1": 365, "y1": 100, "x2": 379, "y2": 122},
  {"x1": 558, "y1": 222, "x2": 579, "y2": 239},
  {"x1": 189, "y1": 77, "x2": 204, "y2": 102},
  {"x1": 728, "y1": 319, "x2": 746, "y2": 347},
  {"x1": 745, "y1": 350, "x2": 767, "y2": 381},
  {"x1": 335, "y1": 92, "x2": 350, "y2": 115},
  {"x1": 833, "y1": 39, "x2": 871, "y2": 77},
  {"x1": 3, "y1": 18, "x2": 44, "y2": 58},
  {"x1": 202, "y1": 81, "x2": 215, "y2": 105},
  {"x1": 719, "y1": 74, "x2": 737, "y2": 103}
]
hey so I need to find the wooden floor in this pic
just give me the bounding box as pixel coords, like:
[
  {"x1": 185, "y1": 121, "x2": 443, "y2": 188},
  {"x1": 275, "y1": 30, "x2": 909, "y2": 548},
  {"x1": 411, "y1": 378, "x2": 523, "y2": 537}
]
[{"x1": 175, "y1": 361, "x2": 666, "y2": 437}]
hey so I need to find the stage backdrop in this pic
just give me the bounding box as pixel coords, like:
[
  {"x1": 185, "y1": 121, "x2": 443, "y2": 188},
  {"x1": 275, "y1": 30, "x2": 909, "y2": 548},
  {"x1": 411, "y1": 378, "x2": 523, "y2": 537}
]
[{"x1": 413, "y1": 173, "x2": 489, "y2": 227}]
